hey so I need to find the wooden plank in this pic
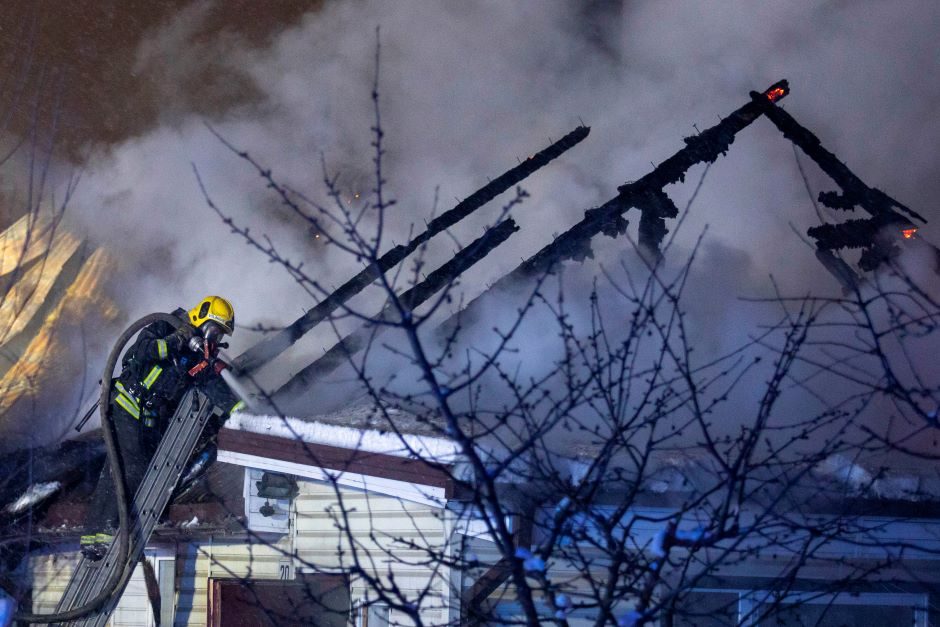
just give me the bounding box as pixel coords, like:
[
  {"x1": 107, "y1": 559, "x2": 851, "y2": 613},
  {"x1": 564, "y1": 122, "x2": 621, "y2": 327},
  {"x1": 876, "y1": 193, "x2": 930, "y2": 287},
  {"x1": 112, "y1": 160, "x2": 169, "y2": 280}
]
[{"x1": 218, "y1": 429, "x2": 455, "y2": 497}]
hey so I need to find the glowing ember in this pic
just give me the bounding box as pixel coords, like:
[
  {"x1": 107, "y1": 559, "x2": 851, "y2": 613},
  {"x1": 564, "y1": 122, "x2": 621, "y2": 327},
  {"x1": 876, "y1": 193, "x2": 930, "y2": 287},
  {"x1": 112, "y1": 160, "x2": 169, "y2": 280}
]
[
  {"x1": 902, "y1": 228, "x2": 918, "y2": 239},
  {"x1": 766, "y1": 87, "x2": 787, "y2": 102}
]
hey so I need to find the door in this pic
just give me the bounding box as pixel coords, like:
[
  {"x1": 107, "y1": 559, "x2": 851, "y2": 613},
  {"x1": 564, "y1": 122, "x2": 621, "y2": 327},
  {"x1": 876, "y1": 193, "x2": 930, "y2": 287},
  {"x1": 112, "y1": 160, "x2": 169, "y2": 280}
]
[{"x1": 208, "y1": 576, "x2": 349, "y2": 627}]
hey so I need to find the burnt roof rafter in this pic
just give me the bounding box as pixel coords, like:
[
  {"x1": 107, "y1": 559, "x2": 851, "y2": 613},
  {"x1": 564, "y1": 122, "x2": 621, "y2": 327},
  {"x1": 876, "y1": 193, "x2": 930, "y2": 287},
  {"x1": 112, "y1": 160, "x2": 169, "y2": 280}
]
[{"x1": 443, "y1": 78, "x2": 934, "y2": 329}]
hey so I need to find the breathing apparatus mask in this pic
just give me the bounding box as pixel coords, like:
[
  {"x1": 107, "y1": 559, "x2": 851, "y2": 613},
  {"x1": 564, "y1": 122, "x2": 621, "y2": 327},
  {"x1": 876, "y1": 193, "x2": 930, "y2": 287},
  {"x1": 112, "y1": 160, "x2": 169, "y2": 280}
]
[
  {"x1": 202, "y1": 321, "x2": 229, "y2": 350},
  {"x1": 186, "y1": 321, "x2": 230, "y2": 376}
]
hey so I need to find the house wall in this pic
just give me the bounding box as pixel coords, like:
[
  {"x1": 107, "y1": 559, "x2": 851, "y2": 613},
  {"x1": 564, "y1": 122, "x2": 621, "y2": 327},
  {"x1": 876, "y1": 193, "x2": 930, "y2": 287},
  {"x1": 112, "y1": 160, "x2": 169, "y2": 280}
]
[
  {"x1": 292, "y1": 479, "x2": 456, "y2": 626},
  {"x1": 26, "y1": 549, "x2": 80, "y2": 618},
  {"x1": 27, "y1": 547, "x2": 167, "y2": 626},
  {"x1": 20, "y1": 466, "x2": 454, "y2": 626},
  {"x1": 174, "y1": 534, "x2": 292, "y2": 626},
  {"x1": 22, "y1": 498, "x2": 940, "y2": 626},
  {"x1": 171, "y1": 476, "x2": 455, "y2": 626}
]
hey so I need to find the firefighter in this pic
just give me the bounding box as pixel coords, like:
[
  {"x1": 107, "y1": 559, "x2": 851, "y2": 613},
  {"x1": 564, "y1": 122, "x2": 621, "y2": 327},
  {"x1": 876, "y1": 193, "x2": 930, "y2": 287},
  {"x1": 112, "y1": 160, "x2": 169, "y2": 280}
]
[{"x1": 81, "y1": 296, "x2": 246, "y2": 561}]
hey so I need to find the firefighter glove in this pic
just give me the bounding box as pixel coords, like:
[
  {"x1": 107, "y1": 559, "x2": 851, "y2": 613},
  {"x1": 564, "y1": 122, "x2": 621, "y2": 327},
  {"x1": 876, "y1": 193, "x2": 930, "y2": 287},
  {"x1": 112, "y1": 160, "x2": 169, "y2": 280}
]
[{"x1": 166, "y1": 325, "x2": 195, "y2": 353}]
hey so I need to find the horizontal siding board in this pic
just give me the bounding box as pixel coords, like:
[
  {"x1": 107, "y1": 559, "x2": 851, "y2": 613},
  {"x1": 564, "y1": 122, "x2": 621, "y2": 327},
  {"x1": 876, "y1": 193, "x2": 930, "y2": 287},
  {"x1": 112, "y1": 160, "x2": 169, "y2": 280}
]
[
  {"x1": 27, "y1": 551, "x2": 158, "y2": 626},
  {"x1": 27, "y1": 551, "x2": 79, "y2": 616},
  {"x1": 291, "y1": 481, "x2": 451, "y2": 624}
]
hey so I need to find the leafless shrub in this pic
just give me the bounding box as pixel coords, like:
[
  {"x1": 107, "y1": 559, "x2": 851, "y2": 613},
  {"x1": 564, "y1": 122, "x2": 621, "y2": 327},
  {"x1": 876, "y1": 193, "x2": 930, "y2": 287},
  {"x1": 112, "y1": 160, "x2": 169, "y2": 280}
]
[{"x1": 190, "y1": 42, "x2": 940, "y2": 627}]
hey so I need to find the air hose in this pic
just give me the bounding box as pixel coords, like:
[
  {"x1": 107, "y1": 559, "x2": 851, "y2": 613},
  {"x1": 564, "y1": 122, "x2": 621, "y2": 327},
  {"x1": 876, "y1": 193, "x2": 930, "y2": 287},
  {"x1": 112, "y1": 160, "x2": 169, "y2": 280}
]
[{"x1": 11, "y1": 312, "x2": 184, "y2": 624}]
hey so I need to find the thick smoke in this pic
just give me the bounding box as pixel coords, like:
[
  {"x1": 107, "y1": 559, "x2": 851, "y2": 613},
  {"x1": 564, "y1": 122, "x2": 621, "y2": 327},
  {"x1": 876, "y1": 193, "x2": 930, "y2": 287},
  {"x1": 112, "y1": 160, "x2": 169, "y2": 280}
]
[{"x1": 49, "y1": 2, "x2": 938, "y2": 440}]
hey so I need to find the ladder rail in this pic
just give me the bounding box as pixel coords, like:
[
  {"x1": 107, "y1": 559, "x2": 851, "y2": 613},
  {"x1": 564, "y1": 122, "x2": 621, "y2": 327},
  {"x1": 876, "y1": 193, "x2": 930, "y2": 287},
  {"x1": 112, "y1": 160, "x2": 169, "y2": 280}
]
[{"x1": 54, "y1": 389, "x2": 216, "y2": 626}]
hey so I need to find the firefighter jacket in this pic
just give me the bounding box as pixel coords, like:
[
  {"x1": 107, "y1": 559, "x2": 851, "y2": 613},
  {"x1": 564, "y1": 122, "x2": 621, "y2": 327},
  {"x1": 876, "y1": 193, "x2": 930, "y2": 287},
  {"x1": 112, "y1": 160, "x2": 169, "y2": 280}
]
[{"x1": 112, "y1": 308, "x2": 244, "y2": 429}]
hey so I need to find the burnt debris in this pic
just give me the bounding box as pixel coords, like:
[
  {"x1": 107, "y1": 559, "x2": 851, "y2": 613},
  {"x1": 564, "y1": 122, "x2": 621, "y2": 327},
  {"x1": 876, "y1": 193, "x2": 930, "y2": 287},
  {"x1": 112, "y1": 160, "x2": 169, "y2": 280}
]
[
  {"x1": 439, "y1": 81, "x2": 792, "y2": 332},
  {"x1": 272, "y1": 218, "x2": 520, "y2": 402},
  {"x1": 233, "y1": 126, "x2": 589, "y2": 376},
  {"x1": 760, "y1": 98, "x2": 929, "y2": 287}
]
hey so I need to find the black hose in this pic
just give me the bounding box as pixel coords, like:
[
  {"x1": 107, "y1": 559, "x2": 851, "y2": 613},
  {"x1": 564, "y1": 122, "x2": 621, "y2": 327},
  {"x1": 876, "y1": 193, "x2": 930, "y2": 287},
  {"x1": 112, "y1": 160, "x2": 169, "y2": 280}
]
[{"x1": 12, "y1": 313, "x2": 183, "y2": 624}]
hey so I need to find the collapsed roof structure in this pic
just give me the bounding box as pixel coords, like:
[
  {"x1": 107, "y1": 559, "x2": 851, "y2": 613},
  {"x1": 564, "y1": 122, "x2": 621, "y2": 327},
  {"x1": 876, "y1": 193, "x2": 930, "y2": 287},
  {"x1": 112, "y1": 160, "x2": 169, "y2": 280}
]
[
  {"x1": 267, "y1": 78, "x2": 937, "y2": 408},
  {"x1": 1, "y1": 79, "x2": 938, "y2": 624}
]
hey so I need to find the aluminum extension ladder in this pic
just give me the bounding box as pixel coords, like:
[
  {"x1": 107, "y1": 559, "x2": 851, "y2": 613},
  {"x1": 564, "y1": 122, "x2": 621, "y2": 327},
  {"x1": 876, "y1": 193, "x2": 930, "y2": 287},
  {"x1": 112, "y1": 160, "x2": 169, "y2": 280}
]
[{"x1": 54, "y1": 389, "x2": 218, "y2": 626}]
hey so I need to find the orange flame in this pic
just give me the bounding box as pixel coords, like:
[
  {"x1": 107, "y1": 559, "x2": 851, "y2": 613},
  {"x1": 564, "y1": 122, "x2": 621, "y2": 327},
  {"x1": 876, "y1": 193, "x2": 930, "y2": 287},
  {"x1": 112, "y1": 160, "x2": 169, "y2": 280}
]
[
  {"x1": 766, "y1": 87, "x2": 786, "y2": 103},
  {"x1": 902, "y1": 228, "x2": 918, "y2": 240}
]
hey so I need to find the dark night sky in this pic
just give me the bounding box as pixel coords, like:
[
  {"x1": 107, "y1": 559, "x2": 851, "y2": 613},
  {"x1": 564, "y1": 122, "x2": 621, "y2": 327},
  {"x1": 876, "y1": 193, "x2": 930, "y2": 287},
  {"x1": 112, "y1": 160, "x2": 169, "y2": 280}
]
[{"x1": 0, "y1": 1, "x2": 319, "y2": 154}]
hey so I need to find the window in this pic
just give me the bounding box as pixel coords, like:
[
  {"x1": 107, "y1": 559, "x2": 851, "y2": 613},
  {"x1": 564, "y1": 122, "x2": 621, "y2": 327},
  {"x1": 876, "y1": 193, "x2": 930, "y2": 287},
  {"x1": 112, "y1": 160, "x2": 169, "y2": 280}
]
[{"x1": 243, "y1": 467, "x2": 294, "y2": 533}]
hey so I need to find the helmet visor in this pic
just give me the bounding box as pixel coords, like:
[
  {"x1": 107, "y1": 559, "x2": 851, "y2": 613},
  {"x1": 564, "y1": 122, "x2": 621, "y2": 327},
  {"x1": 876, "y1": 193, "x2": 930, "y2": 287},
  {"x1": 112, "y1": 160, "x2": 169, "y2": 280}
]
[{"x1": 202, "y1": 321, "x2": 228, "y2": 344}]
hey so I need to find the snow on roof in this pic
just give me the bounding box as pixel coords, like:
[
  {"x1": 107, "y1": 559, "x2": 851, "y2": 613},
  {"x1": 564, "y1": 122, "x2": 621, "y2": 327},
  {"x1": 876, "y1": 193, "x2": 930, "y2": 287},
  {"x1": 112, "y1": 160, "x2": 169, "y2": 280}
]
[
  {"x1": 224, "y1": 412, "x2": 461, "y2": 463},
  {"x1": 812, "y1": 453, "x2": 936, "y2": 501},
  {"x1": 296, "y1": 396, "x2": 448, "y2": 436}
]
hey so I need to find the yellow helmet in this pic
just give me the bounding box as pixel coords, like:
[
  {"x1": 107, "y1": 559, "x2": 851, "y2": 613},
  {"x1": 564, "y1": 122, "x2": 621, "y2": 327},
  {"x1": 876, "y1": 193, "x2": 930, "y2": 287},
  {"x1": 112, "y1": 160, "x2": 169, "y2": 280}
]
[{"x1": 188, "y1": 296, "x2": 235, "y2": 335}]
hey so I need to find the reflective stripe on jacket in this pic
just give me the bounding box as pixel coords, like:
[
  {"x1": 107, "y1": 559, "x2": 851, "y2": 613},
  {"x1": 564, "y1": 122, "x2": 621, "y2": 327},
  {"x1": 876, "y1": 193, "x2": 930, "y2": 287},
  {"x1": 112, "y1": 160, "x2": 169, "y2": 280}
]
[{"x1": 113, "y1": 365, "x2": 165, "y2": 427}]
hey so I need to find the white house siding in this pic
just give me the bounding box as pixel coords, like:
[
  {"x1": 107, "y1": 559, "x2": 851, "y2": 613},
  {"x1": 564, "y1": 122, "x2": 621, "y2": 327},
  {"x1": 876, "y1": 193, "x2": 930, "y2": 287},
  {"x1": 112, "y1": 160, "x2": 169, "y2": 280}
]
[
  {"x1": 107, "y1": 565, "x2": 152, "y2": 627},
  {"x1": 25, "y1": 549, "x2": 78, "y2": 618},
  {"x1": 292, "y1": 480, "x2": 454, "y2": 625},
  {"x1": 174, "y1": 534, "x2": 293, "y2": 626},
  {"x1": 27, "y1": 549, "x2": 160, "y2": 626}
]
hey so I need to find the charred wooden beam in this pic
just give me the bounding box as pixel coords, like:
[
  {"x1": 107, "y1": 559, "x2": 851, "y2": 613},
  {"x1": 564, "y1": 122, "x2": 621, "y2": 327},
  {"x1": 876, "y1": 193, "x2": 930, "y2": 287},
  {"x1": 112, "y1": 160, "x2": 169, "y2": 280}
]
[
  {"x1": 636, "y1": 188, "x2": 680, "y2": 262},
  {"x1": 760, "y1": 97, "x2": 930, "y2": 281},
  {"x1": 818, "y1": 191, "x2": 861, "y2": 212},
  {"x1": 637, "y1": 212, "x2": 668, "y2": 264},
  {"x1": 550, "y1": 81, "x2": 788, "y2": 267},
  {"x1": 760, "y1": 100, "x2": 925, "y2": 224},
  {"x1": 218, "y1": 429, "x2": 455, "y2": 495},
  {"x1": 232, "y1": 127, "x2": 589, "y2": 376},
  {"x1": 808, "y1": 213, "x2": 907, "y2": 251},
  {"x1": 440, "y1": 81, "x2": 789, "y2": 330},
  {"x1": 272, "y1": 219, "x2": 520, "y2": 401}
]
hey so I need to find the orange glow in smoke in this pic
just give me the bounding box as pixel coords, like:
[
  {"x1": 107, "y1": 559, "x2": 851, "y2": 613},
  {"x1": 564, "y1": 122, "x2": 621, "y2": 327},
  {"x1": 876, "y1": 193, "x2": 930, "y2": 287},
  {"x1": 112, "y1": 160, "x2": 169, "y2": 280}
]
[
  {"x1": 766, "y1": 87, "x2": 786, "y2": 103},
  {"x1": 902, "y1": 228, "x2": 918, "y2": 240}
]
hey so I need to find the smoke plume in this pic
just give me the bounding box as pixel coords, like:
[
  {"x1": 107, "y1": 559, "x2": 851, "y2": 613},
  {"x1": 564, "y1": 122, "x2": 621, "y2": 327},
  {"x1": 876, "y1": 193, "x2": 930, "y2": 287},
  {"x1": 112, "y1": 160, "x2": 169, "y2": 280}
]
[{"x1": 32, "y1": 0, "x2": 937, "y2": 446}]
